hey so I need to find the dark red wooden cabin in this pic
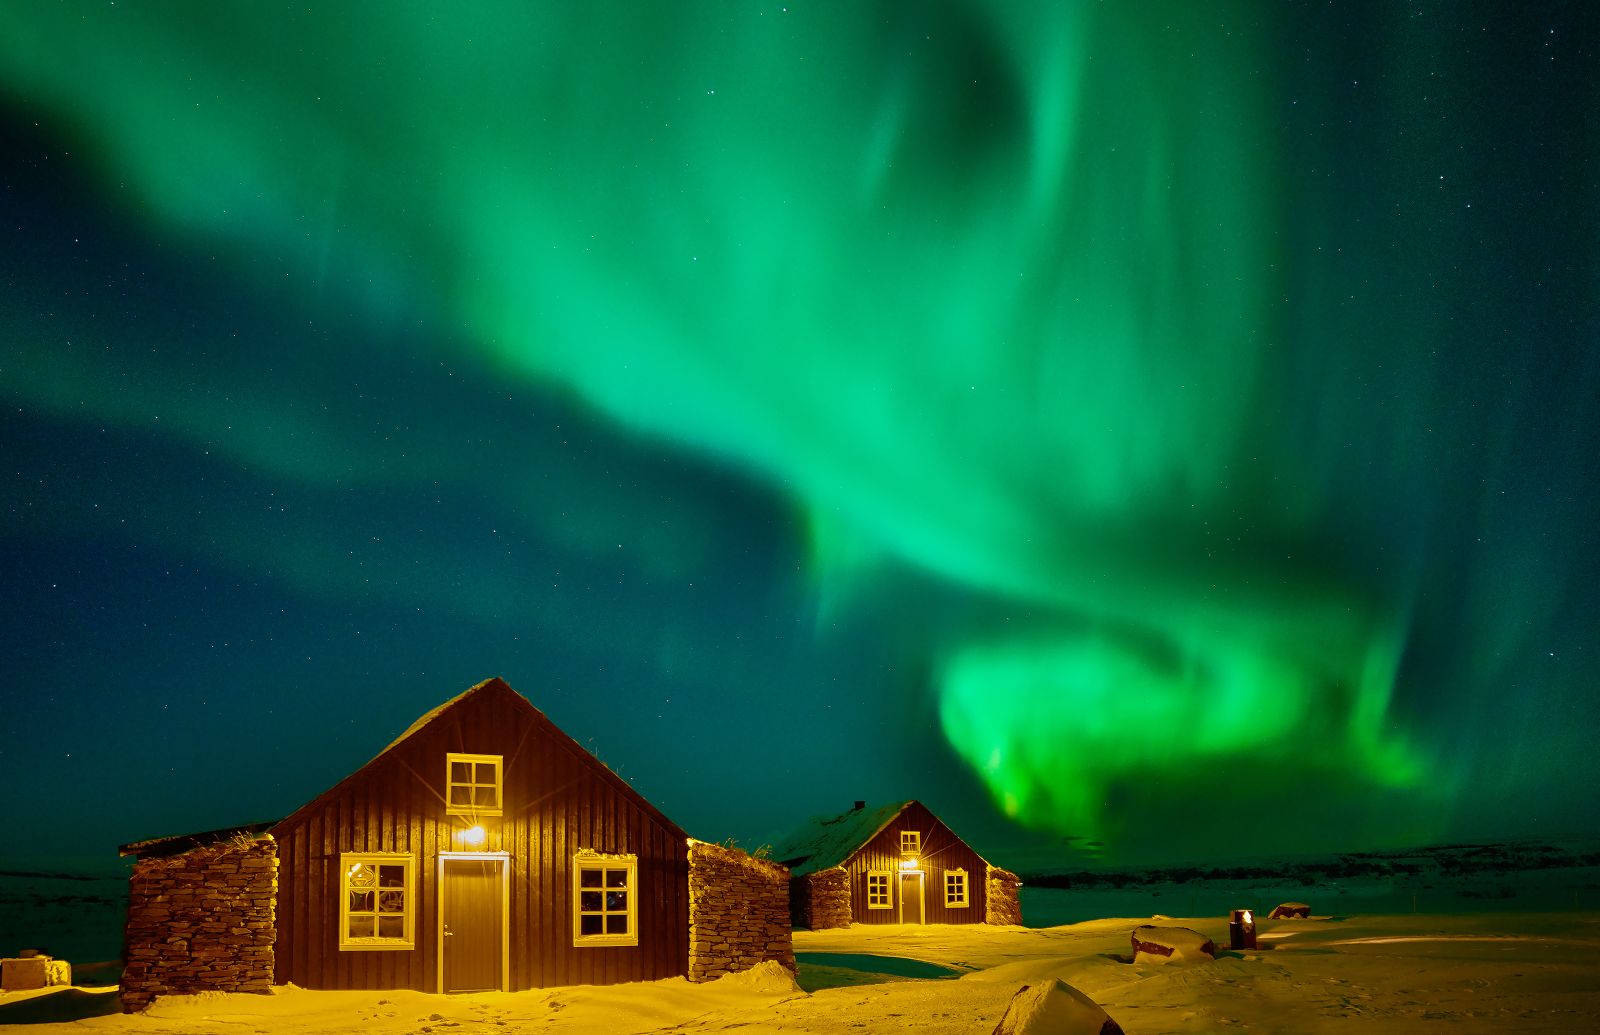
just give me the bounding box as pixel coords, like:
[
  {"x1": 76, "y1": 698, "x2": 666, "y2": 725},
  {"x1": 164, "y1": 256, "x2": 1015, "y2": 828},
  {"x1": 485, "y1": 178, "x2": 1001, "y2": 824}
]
[
  {"x1": 272, "y1": 677, "x2": 688, "y2": 992},
  {"x1": 774, "y1": 801, "x2": 993, "y2": 925}
]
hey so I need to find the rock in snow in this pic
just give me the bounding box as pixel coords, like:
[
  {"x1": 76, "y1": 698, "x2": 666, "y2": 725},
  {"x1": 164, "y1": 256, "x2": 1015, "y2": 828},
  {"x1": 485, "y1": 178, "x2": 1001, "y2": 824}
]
[
  {"x1": 990, "y1": 979, "x2": 1124, "y2": 1035},
  {"x1": 1130, "y1": 925, "x2": 1218, "y2": 964},
  {"x1": 710, "y1": 959, "x2": 803, "y2": 995},
  {"x1": 1269, "y1": 902, "x2": 1311, "y2": 919}
]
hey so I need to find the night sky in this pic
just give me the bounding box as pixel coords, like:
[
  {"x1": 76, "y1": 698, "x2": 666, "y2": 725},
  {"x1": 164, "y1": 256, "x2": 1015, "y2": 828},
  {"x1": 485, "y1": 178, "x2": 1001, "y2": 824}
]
[{"x1": 3, "y1": 2, "x2": 1597, "y2": 873}]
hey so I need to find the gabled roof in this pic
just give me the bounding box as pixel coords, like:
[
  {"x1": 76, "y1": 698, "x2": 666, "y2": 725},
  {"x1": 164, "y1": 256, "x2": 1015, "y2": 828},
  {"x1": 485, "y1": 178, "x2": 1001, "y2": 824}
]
[
  {"x1": 772, "y1": 801, "x2": 914, "y2": 876},
  {"x1": 380, "y1": 682, "x2": 481, "y2": 754},
  {"x1": 121, "y1": 678, "x2": 688, "y2": 857},
  {"x1": 274, "y1": 676, "x2": 687, "y2": 840}
]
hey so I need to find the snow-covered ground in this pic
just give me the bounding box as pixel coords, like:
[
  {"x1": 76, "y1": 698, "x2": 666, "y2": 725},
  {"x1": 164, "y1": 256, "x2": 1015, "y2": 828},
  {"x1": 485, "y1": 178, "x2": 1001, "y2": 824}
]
[
  {"x1": 4, "y1": 909, "x2": 1600, "y2": 1032},
  {"x1": 6, "y1": 847, "x2": 1600, "y2": 1032},
  {"x1": 1020, "y1": 866, "x2": 1600, "y2": 929}
]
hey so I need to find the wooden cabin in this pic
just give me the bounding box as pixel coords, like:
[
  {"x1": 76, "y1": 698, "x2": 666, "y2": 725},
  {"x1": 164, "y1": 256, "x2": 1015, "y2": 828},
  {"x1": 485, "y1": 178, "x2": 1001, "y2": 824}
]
[
  {"x1": 774, "y1": 800, "x2": 1021, "y2": 928},
  {"x1": 121, "y1": 677, "x2": 691, "y2": 996},
  {"x1": 272, "y1": 676, "x2": 689, "y2": 991}
]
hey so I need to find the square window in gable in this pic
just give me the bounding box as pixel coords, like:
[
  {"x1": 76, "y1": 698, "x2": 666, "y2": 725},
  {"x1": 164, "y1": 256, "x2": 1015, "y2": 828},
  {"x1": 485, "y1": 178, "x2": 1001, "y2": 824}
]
[
  {"x1": 446, "y1": 753, "x2": 503, "y2": 817},
  {"x1": 900, "y1": 830, "x2": 921, "y2": 855}
]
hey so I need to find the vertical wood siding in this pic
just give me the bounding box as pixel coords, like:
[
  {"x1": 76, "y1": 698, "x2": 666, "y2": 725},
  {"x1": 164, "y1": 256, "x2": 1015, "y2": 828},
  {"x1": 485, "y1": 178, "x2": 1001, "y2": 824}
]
[
  {"x1": 841, "y1": 803, "x2": 990, "y2": 924},
  {"x1": 272, "y1": 680, "x2": 689, "y2": 991}
]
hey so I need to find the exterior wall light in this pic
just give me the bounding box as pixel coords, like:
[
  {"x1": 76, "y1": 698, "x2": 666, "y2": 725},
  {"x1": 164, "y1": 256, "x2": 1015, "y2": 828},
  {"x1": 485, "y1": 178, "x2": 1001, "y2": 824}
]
[
  {"x1": 462, "y1": 824, "x2": 487, "y2": 848},
  {"x1": 900, "y1": 857, "x2": 919, "y2": 870}
]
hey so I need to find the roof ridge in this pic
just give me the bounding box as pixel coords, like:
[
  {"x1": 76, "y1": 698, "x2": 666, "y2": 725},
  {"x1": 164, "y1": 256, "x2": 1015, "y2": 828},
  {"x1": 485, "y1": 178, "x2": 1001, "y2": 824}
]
[
  {"x1": 270, "y1": 677, "x2": 686, "y2": 841},
  {"x1": 771, "y1": 800, "x2": 915, "y2": 876}
]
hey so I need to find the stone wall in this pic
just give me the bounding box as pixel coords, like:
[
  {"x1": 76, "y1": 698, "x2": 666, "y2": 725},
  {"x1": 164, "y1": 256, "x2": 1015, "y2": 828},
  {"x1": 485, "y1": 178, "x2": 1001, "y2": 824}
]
[
  {"x1": 120, "y1": 837, "x2": 278, "y2": 1012},
  {"x1": 686, "y1": 840, "x2": 795, "y2": 981},
  {"x1": 986, "y1": 865, "x2": 1023, "y2": 926},
  {"x1": 791, "y1": 867, "x2": 851, "y2": 930}
]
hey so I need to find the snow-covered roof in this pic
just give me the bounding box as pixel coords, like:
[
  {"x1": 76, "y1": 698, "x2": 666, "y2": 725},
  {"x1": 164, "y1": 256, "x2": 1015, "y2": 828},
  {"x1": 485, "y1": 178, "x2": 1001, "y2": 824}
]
[
  {"x1": 378, "y1": 682, "x2": 479, "y2": 754},
  {"x1": 772, "y1": 801, "x2": 913, "y2": 876},
  {"x1": 119, "y1": 683, "x2": 496, "y2": 855},
  {"x1": 272, "y1": 676, "x2": 687, "y2": 840}
]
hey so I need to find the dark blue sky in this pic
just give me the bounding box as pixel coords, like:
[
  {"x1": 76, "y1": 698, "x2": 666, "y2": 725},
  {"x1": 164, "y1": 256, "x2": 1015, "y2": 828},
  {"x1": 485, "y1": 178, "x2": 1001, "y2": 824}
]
[{"x1": 3, "y1": 2, "x2": 1597, "y2": 872}]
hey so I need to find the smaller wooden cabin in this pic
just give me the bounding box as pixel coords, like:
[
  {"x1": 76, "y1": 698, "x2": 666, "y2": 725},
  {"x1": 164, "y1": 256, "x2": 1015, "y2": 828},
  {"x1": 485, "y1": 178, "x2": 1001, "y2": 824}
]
[{"x1": 773, "y1": 800, "x2": 1021, "y2": 928}]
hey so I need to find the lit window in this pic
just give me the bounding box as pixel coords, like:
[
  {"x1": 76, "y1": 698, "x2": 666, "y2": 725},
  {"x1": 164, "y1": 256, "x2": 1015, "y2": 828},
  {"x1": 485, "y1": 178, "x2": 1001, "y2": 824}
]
[
  {"x1": 572, "y1": 851, "x2": 638, "y2": 947},
  {"x1": 900, "y1": 830, "x2": 921, "y2": 855},
  {"x1": 945, "y1": 869, "x2": 969, "y2": 908},
  {"x1": 866, "y1": 871, "x2": 892, "y2": 909},
  {"x1": 340, "y1": 854, "x2": 414, "y2": 950},
  {"x1": 446, "y1": 753, "x2": 503, "y2": 816}
]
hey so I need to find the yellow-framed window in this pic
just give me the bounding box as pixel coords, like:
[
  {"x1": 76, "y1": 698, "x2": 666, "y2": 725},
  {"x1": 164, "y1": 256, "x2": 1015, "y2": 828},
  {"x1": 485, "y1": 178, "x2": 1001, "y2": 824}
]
[
  {"x1": 340, "y1": 853, "x2": 415, "y2": 950},
  {"x1": 944, "y1": 868, "x2": 969, "y2": 908},
  {"x1": 446, "y1": 753, "x2": 503, "y2": 816},
  {"x1": 866, "y1": 870, "x2": 893, "y2": 909},
  {"x1": 572, "y1": 851, "x2": 638, "y2": 947}
]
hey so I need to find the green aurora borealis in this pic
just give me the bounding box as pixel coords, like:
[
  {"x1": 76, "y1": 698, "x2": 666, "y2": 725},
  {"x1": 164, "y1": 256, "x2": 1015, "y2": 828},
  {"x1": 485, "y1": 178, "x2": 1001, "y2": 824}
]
[{"x1": 3, "y1": 2, "x2": 1597, "y2": 866}]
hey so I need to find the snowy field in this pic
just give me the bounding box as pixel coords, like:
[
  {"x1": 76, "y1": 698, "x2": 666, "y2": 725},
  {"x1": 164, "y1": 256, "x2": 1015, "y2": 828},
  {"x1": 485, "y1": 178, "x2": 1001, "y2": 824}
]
[
  {"x1": 6, "y1": 849, "x2": 1600, "y2": 1032},
  {"x1": 1019, "y1": 867, "x2": 1600, "y2": 928},
  {"x1": 5, "y1": 908, "x2": 1600, "y2": 1032}
]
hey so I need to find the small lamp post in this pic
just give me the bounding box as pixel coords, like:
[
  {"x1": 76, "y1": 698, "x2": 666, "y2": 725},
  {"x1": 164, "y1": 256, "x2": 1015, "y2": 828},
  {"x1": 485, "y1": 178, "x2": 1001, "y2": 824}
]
[{"x1": 1229, "y1": 908, "x2": 1257, "y2": 950}]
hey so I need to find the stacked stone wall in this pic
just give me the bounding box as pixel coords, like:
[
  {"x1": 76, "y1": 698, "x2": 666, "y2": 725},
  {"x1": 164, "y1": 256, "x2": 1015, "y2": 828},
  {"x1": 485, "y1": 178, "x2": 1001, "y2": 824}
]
[
  {"x1": 120, "y1": 838, "x2": 278, "y2": 1012},
  {"x1": 986, "y1": 865, "x2": 1023, "y2": 926},
  {"x1": 794, "y1": 868, "x2": 851, "y2": 930},
  {"x1": 686, "y1": 841, "x2": 795, "y2": 981}
]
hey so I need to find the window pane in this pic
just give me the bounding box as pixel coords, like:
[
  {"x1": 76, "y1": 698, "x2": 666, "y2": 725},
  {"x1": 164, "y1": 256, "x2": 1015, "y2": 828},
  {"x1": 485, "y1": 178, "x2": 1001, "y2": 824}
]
[
  {"x1": 475, "y1": 762, "x2": 496, "y2": 784},
  {"x1": 378, "y1": 890, "x2": 405, "y2": 914},
  {"x1": 349, "y1": 890, "x2": 374, "y2": 913},
  {"x1": 605, "y1": 890, "x2": 627, "y2": 912},
  {"x1": 378, "y1": 915, "x2": 404, "y2": 938},
  {"x1": 605, "y1": 869, "x2": 628, "y2": 888},
  {"x1": 579, "y1": 868, "x2": 602, "y2": 888},
  {"x1": 450, "y1": 785, "x2": 472, "y2": 805},
  {"x1": 580, "y1": 914, "x2": 603, "y2": 935},
  {"x1": 606, "y1": 914, "x2": 629, "y2": 934},
  {"x1": 379, "y1": 865, "x2": 406, "y2": 887},
  {"x1": 580, "y1": 890, "x2": 602, "y2": 912},
  {"x1": 349, "y1": 865, "x2": 374, "y2": 888},
  {"x1": 452, "y1": 761, "x2": 471, "y2": 782},
  {"x1": 475, "y1": 786, "x2": 497, "y2": 807},
  {"x1": 348, "y1": 915, "x2": 375, "y2": 938}
]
